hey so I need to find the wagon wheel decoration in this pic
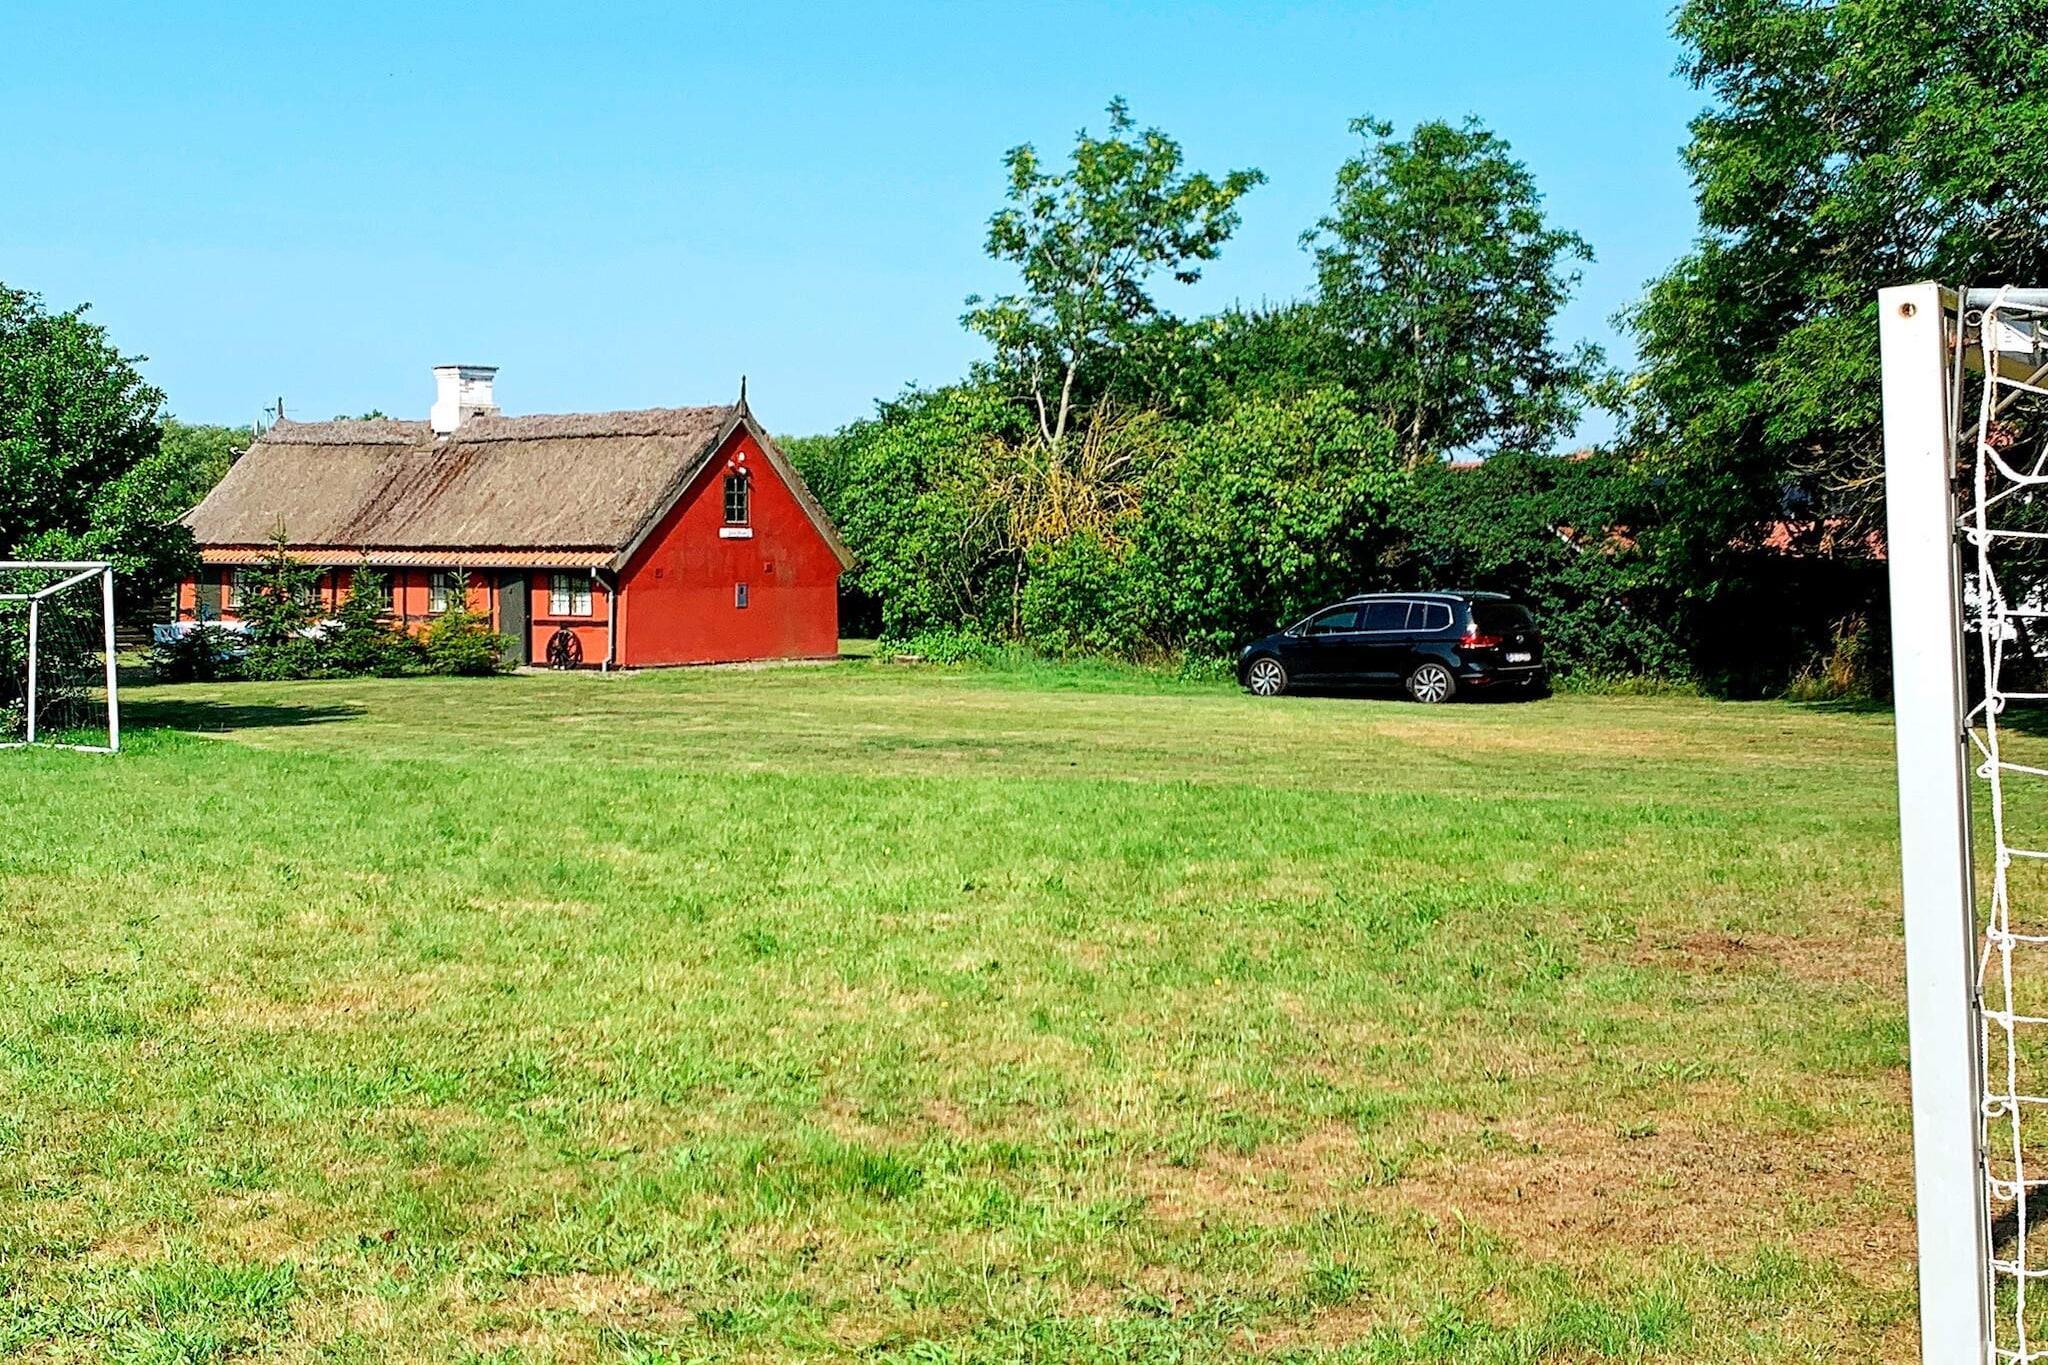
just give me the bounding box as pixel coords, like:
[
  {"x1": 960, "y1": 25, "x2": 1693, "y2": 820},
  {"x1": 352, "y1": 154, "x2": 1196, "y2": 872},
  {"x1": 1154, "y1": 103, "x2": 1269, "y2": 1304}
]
[{"x1": 545, "y1": 624, "x2": 583, "y2": 669}]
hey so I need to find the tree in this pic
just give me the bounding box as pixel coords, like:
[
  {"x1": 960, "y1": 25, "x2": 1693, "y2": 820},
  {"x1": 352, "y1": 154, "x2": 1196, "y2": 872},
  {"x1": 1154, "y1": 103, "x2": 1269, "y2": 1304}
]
[
  {"x1": 830, "y1": 386, "x2": 1023, "y2": 639},
  {"x1": 158, "y1": 420, "x2": 248, "y2": 504},
  {"x1": 1306, "y1": 117, "x2": 1601, "y2": 463},
  {"x1": 965, "y1": 98, "x2": 1264, "y2": 450},
  {"x1": 1133, "y1": 391, "x2": 1407, "y2": 654},
  {"x1": 236, "y1": 531, "x2": 320, "y2": 649},
  {"x1": 1626, "y1": 0, "x2": 2048, "y2": 543},
  {"x1": 0, "y1": 285, "x2": 206, "y2": 617}
]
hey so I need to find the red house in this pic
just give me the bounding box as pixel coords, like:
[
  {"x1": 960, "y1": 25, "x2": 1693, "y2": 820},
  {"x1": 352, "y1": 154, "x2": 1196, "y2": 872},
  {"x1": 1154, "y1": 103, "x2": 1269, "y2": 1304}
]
[{"x1": 176, "y1": 367, "x2": 852, "y2": 667}]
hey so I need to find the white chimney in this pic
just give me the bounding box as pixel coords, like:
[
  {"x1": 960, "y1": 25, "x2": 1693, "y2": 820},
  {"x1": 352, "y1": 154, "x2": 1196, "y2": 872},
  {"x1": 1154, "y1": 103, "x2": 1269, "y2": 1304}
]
[{"x1": 430, "y1": 364, "x2": 500, "y2": 434}]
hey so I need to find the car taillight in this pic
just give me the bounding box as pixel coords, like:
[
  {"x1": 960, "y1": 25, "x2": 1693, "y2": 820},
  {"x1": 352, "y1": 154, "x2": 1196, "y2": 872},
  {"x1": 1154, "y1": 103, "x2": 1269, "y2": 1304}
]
[{"x1": 1463, "y1": 625, "x2": 1503, "y2": 649}]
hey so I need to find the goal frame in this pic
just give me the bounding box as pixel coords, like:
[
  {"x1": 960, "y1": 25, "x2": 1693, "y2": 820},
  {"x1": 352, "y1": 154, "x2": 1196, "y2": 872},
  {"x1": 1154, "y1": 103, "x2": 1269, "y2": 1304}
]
[
  {"x1": 0, "y1": 559, "x2": 120, "y2": 754},
  {"x1": 1883, "y1": 281, "x2": 2048, "y2": 1365}
]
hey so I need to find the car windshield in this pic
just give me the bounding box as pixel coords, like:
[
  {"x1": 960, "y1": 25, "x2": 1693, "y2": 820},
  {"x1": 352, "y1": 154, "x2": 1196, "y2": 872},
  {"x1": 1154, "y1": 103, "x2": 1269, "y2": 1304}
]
[{"x1": 1472, "y1": 601, "x2": 1537, "y2": 633}]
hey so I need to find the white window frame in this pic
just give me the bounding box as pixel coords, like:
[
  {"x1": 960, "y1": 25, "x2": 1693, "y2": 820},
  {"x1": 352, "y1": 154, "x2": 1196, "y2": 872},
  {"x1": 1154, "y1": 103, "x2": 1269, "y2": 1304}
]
[
  {"x1": 549, "y1": 573, "x2": 593, "y2": 617},
  {"x1": 428, "y1": 570, "x2": 460, "y2": 614}
]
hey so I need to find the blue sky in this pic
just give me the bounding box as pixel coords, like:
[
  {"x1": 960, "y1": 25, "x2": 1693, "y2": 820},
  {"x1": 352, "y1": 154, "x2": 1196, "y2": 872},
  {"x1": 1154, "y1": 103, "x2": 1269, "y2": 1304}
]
[{"x1": 0, "y1": 2, "x2": 1702, "y2": 445}]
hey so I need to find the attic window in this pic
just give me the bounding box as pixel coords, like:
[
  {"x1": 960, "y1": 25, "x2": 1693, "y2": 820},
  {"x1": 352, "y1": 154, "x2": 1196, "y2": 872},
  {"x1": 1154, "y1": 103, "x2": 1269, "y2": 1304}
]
[{"x1": 724, "y1": 470, "x2": 751, "y2": 525}]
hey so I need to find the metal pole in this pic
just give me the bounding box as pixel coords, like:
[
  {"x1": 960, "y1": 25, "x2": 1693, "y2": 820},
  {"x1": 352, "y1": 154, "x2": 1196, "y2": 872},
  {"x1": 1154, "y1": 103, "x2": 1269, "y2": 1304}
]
[
  {"x1": 102, "y1": 565, "x2": 119, "y2": 753},
  {"x1": 1881, "y1": 280, "x2": 1993, "y2": 1364},
  {"x1": 1965, "y1": 287, "x2": 2048, "y2": 311},
  {"x1": 23, "y1": 599, "x2": 37, "y2": 744}
]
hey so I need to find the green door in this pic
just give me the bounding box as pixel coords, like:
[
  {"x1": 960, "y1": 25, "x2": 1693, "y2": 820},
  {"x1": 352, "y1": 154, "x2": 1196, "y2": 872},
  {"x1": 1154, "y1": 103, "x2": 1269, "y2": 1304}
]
[{"x1": 497, "y1": 572, "x2": 528, "y2": 665}]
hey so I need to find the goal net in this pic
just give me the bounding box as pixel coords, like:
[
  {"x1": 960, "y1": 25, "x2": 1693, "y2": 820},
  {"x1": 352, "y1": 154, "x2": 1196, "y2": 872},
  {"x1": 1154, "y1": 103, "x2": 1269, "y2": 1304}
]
[{"x1": 0, "y1": 561, "x2": 120, "y2": 753}]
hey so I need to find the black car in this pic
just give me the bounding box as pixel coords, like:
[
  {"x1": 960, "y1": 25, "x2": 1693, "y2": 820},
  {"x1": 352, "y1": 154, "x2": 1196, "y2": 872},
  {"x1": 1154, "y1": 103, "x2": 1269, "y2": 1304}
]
[{"x1": 1236, "y1": 592, "x2": 1546, "y2": 702}]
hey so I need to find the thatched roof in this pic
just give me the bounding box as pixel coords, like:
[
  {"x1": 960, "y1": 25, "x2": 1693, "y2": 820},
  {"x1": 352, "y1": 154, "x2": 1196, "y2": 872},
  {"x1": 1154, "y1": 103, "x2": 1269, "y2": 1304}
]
[{"x1": 182, "y1": 405, "x2": 851, "y2": 570}]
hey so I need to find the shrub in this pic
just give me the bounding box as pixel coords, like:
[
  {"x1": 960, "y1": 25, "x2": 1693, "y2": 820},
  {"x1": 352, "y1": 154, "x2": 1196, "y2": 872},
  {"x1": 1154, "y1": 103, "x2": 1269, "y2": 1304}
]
[
  {"x1": 1397, "y1": 452, "x2": 1691, "y2": 682},
  {"x1": 321, "y1": 569, "x2": 421, "y2": 677},
  {"x1": 1783, "y1": 612, "x2": 1890, "y2": 702},
  {"x1": 883, "y1": 627, "x2": 1004, "y2": 665},
  {"x1": 1133, "y1": 390, "x2": 1408, "y2": 656},
  {"x1": 419, "y1": 605, "x2": 507, "y2": 676},
  {"x1": 1017, "y1": 532, "x2": 1148, "y2": 656},
  {"x1": 149, "y1": 623, "x2": 243, "y2": 683}
]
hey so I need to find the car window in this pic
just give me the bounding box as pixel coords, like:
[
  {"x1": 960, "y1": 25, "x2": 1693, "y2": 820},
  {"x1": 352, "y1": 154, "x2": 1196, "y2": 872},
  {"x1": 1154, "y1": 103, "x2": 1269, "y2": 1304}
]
[
  {"x1": 1302, "y1": 607, "x2": 1360, "y2": 635},
  {"x1": 1419, "y1": 602, "x2": 1453, "y2": 631},
  {"x1": 1473, "y1": 601, "x2": 1537, "y2": 633},
  {"x1": 1359, "y1": 601, "x2": 1410, "y2": 632}
]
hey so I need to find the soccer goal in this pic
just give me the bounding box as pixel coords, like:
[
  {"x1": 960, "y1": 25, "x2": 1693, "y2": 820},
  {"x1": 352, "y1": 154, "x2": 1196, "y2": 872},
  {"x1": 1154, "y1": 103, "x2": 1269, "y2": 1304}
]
[
  {"x1": 0, "y1": 561, "x2": 120, "y2": 753},
  {"x1": 1883, "y1": 283, "x2": 2048, "y2": 1365}
]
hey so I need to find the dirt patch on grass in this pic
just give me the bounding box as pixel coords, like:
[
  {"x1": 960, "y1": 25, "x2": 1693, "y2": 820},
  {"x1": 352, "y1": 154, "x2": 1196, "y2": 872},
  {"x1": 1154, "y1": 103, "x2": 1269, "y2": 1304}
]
[
  {"x1": 192, "y1": 976, "x2": 435, "y2": 1034},
  {"x1": 1141, "y1": 1109, "x2": 1913, "y2": 1288},
  {"x1": 89, "y1": 1190, "x2": 322, "y2": 1264},
  {"x1": 1634, "y1": 930, "x2": 1899, "y2": 987}
]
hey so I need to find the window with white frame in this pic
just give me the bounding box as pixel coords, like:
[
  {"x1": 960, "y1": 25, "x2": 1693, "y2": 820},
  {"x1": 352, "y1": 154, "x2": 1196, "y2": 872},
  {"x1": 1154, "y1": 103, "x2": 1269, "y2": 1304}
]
[
  {"x1": 428, "y1": 570, "x2": 460, "y2": 614},
  {"x1": 724, "y1": 470, "x2": 751, "y2": 525},
  {"x1": 221, "y1": 570, "x2": 241, "y2": 611},
  {"x1": 549, "y1": 572, "x2": 593, "y2": 616}
]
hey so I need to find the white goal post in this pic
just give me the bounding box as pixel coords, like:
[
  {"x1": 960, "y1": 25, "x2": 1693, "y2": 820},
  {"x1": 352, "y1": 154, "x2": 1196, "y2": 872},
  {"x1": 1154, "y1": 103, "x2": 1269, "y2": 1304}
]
[
  {"x1": 0, "y1": 560, "x2": 120, "y2": 754},
  {"x1": 1884, "y1": 282, "x2": 2048, "y2": 1365}
]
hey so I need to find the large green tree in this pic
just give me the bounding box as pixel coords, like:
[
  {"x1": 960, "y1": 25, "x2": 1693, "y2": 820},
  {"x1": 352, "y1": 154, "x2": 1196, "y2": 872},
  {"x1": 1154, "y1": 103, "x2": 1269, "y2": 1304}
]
[
  {"x1": 0, "y1": 285, "x2": 220, "y2": 615},
  {"x1": 965, "y1": 98, "x2": 1264, "y2": 449},
  {"x1": 1306, "y1": 117, "x2": 1601, "y2": 464},
  {"x1": 1627, "y1": 0, "x2": 2048, "y2": 544}
]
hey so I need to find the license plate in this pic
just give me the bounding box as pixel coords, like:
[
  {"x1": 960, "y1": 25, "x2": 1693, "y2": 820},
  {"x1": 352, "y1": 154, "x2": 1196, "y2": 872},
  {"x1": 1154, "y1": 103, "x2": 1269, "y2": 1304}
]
[{"x1": 1506, "y1": 651, "x2": 1532, "y2": 664}]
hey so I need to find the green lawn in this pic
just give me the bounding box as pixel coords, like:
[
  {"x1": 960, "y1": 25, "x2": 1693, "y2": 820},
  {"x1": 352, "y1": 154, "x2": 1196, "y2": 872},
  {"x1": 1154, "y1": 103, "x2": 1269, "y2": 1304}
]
[{"x1": 0, "y1": 660, "x2": 1927, "y2": 1362}]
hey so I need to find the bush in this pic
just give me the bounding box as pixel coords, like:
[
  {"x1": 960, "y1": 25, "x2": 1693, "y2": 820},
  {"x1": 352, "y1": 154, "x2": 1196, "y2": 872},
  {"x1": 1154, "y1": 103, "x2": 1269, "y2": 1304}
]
[
  {"x1": 149, "y1": 623, "x2": 243, "y2": 682},
  {"x1": 1017, "y1": 533, "x2": 1148, "y2": 656},
  {"x1": 882, "y1": 627, "x2": 1005, "y2": 665},
  {"x1": 1132, "y1": 390, "x2": 1408, "y2": 656},
  {"x1": 1398, "y1": 452, "x2": 1692, "y2": 683},
  {"x1": 320, "y1": 569, "x2": 421, "y2": 677},
  {"x1": 1783, "y1": 612, "x2": 1890, "y2": 702},
  {"x1": 419, "y1": 605, "x2": 507, "y2": 676}
]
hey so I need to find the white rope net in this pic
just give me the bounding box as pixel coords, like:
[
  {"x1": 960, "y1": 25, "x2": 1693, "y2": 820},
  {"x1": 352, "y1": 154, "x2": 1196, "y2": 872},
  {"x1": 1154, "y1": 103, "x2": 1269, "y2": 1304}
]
[{"x1": 1963, "y1": 290, "x2": 2048, "y2": 1363}]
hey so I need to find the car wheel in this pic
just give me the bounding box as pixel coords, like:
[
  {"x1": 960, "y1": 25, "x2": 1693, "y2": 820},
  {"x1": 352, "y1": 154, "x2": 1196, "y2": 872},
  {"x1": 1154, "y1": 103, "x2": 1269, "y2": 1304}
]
[
  {"x1": 1246, "y1": 656, "x2": 1289, "y2": 697},
  {"x1": 1406, "y1": 661, "x2": 1457, "y2": 704}
]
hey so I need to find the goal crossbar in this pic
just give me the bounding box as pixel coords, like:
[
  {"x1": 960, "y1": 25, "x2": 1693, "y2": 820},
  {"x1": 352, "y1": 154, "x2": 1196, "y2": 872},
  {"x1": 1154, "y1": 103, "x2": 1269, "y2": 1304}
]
[{"x1": 0, "y1": 564, "x2": 108, "y2": 603}]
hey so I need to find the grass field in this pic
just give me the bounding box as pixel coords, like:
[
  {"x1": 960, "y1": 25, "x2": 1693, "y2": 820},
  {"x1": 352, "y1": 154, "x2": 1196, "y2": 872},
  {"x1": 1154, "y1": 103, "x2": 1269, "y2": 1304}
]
[{"x1": 0, "y1": 659, "x2": 1931, "y2": 1361}]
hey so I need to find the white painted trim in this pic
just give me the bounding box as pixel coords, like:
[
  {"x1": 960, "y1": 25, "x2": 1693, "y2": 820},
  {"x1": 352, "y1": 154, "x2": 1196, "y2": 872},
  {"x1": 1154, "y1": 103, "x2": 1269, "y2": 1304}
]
[{"x1": 1881, "y1": 280, "x2": 1993, "y2": 1365}]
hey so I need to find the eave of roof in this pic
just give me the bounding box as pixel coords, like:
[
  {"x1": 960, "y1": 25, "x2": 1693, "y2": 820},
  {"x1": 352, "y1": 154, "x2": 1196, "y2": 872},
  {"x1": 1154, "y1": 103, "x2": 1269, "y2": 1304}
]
[
  {"x1": 198, "y1": 546, "x2": 614, "y2": 569},
  {"x1": 179, "y1": 400, "x2": 855, "y2": 572}
]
